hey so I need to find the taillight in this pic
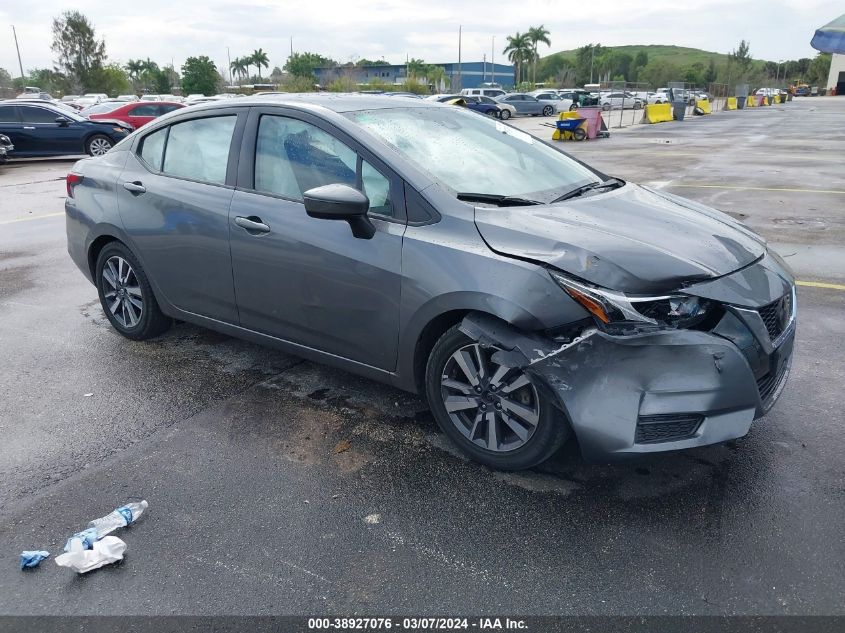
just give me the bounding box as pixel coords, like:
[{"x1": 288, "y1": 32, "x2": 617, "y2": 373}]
[{"x1": 66, "y1": 173, "x2": 83, "y2": 198}]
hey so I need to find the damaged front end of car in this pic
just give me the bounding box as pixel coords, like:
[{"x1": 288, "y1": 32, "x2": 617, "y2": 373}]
[{"x1": 459, "y1": 252, "x2": 797, "y2": 461}]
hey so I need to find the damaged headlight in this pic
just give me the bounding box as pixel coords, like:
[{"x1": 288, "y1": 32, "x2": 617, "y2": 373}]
[{"x1": 549, "y1": 270, "x2": 715, "y2": 333}]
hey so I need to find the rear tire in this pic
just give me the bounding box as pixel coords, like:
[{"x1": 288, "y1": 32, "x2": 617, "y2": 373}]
[
  {"x1": 95, "y1": 242, "x2": 171, "y2": 341},
  {"x1": 569, "y1": 103, "x2": 578, "y2": 111},
  {"x1": 425, "y1": 325, "x2": 569, "y2": 470},
  {"x1": 602, "y1": 103, "x2": 611, "y2": 111},
  {"x1": 542, "y1": 105, "x2": 554, "y2": 116}
]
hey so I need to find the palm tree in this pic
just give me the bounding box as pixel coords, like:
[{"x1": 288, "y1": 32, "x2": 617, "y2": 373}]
[
  {"x1": 503, "y1": 32, "x2": 532, "y2": 86},
  {"x1": 125, "y1": 59, "x2": 145, "y2": 81},
  {"x1": 251, "y1": 49, "x2": 269, "y2": 80},
  {"x1": 230, "y1": 58, "x2": 245, "y2": 84},
  {"x1": 407, "y1": 58, "x2": 426, "y2": 80},
  {"x1": 527, "y1": 25, "x2": 551, "y2": 86}
]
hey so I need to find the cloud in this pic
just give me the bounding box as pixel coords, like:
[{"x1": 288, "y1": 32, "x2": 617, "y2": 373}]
[{"x1": 1, "y1": 0, "x2": 839, "y2": 77}]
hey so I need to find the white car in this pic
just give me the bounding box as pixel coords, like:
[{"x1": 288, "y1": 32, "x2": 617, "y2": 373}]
[
  {"x1": 139, "y1": 94, "x2": 163, "y2": 101},
  {"x1": 116, "y1": 94, "x2": 139, "y2": 102},
  {"x1": 599, "y1": 92, "x2": 644, "y2": 110}
]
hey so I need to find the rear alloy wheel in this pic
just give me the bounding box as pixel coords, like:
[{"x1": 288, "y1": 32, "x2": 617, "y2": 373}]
[
  {"x1": 425, "y1": 325, "x2": 569, "y2": 470},
  {"x1": 499, "y1": 109, "x2": 511, "y2": 120},
  {"x1": 486, "y1": 109, "x2": 498, "y2": 117},
  {"x1": 542, "y1": 105, "x2": 554, "y2": 116},
  {"x1": 569, "y1": 103, "x2": 579, "y2": 111},
  {"x1": 86, "y1": 134, "x2": 113, "y2": 156},
  {"x1": 602, "y1": 103, "x2": 611, "y2": 111},
  {"x1": 95, "y1": 242, "x2": 171, "y2": 340}
]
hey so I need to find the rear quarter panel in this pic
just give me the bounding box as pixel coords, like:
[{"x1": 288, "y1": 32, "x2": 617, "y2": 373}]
[{"x1": 65, "y1": 148, "x2": 132, "y2": 282}]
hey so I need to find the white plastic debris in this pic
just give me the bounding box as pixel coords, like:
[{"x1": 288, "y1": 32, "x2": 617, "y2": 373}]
[
  {"x1": 55, "y1": 536, "x2": 126, "y2": 574},
  {"x1": 88, "y1": 500, "x2": 148, "y2": 539}
]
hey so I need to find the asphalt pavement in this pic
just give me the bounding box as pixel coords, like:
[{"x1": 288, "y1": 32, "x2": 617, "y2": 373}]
[{"x1": 0, "y1": 97, "x2": 843, "y2": 617}]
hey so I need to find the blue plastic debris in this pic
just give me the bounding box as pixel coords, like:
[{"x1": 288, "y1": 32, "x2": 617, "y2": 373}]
[
  {"x1": 20, "y1": 550, "x2": 50, "y2": 570},
  {"x1": 63, "y1": 527, "x2": 98, "y2": 553}
]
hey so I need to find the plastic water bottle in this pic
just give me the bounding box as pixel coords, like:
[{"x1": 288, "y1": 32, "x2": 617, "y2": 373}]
[{"x1": 87, "y1": 500, "x2": 149, "y2": 539}]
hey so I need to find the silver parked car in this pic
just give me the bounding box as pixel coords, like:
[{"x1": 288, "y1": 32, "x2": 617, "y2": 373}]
[
  {"x1": 495, "y1": 93, "x2": 553, "y2": 116},
  {"x1": 65, "y1": 95, "x2": 796, "y2": 470}
]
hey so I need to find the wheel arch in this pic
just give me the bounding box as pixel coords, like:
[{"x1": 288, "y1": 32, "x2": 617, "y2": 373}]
[{"x1": 398, "y1": 291, "x2": 548, "y2": 394}]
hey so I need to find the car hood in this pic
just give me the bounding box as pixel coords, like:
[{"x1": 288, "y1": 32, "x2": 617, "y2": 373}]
[
  {"x1": 86, "y1": 117, "x2": 132, "y2": 128},
  {"x1": 473, "y1": 183, "x2": 766, "y2": 294}
]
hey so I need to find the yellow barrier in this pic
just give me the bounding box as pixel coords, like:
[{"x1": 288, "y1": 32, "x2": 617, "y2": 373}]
[
  {"x1": 746, "y1": 95, "x2": 757, "y2": 107},
  {"x1": 726, "y1": 97, "x2": 738, "y2": 110},
  {"x1": 695, "y1": 99, "x2": 712, "y2": 114},
  {"x1": 761, "y1": 96, "x2": 769, "y2": 106},
  {"x1": 551, "y1": 111, "x2": 588, "y2": 141},
  {"x1": 644, "y1": 103, "x2": 673, "y2": 123},
  {"x1": 773, "y1": 94, "x2": 781, "y2": 104}
]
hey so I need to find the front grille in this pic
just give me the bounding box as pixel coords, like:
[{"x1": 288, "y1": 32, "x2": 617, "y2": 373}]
[
  {"x1": 757, "y1": 292, "x2": 793, "y2": 342},
  {"x1": 635, "y1": 414, "x2": 704, "y2": 444},
  {"x1": 757, "y1": 359, "x2": 790, "y2": 403}
]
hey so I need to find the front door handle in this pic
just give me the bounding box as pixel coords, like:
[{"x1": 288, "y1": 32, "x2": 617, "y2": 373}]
[
  {"x1": 123, "y1": 181, "x2": 146, "y2": 195},
  {"x1": 234, "y1": 216, "x2": 270, "y2": 234},
  {"x1": 23, "y1": 126, "x2": 35, "y2": 130}
]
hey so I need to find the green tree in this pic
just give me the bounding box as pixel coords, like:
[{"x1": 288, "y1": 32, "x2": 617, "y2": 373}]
[
  {"x1": 285, "y1": 52, "x2": 334, "y2": 78},
  {"x1": 181, "y1": 56, "x2": 219, "y2": 95},
  {"x1": 51, "y1": 11, "x2": 107, "y2": 91},
  {"x1": 638, "y1": 59, "x2": 681, "y2": 89},
  {"x1": 728, "y1": 39, "x2": 753, "y2": 78},
  {"x1": 88, "y1": 63, "x2": 130, "y2": 95},
  {"x1": 527, "y1": 25, "x2": 551, "y2": 86},
  {"x1": 426, "y1": 64, "x2": 449, "y2": 92},
  {"x1": 503, "y1": 32, "x2": 532, "y2": 85},
  {"x1": 406, "y1": 58, "x2": 426, "y2": 79},
  {"x1": 0, "y1": 67, "x2": 12, "y2": 91},
  {"x1": 704, "y1": 58, "x2": 718, "y2": 84},
  {"x1": 26, "y1": 68, "x2": 69, "y2": 94},
  {"x1": 229, "y1": 58, "x2": 246, "y2": 84},
  {"x1": 806, "y1": 53, "x2": 832, "y2": 87},
  {"x1": 574, "y1": 43, "x2": 606, "y2": 84},
  {"x1": 251, "y1": 48, "x2": 269, "y2": 80}
]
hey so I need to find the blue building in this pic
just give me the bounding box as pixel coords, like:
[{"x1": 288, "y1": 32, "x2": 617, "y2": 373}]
[{"x1": 314, "y1": 61, "x2": 515, "y2": 91}]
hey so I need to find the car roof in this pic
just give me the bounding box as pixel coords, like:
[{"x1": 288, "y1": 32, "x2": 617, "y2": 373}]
[{"x1": 180, "y1": 93, "x2": 435, "y2": 114}]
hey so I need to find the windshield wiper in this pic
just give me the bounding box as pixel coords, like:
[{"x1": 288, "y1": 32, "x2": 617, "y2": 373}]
[
  {"x1": 457, "y1": 193, "x2": 543, "y2": 207},
  {"x1": 552, "y1": 177, "x2": 625, "y2": 202}
]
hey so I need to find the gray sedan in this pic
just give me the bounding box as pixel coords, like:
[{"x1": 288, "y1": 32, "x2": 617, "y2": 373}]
[
  {"x1": 65, "y1": 95, "x2": 796, "y2": 470},
  {"x1": 495, "y1": 93, "x2": 553, "y2": 116}
]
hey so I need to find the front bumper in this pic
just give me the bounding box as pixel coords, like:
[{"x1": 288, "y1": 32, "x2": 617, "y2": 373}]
[{"x1": 460, "y1": 297, "x2": 795, "y2": 461}]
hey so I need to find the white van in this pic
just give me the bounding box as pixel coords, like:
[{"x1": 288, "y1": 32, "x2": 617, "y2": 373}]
[{"x1": 460, "y1": 87, "x2": 506, "y2": 98}]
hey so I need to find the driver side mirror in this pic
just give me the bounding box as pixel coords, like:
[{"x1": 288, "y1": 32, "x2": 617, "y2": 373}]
[
  {"x1": 55, "y1": 116, "x2": 70, "y2": 126},
  {"x1": 303, "y1": 183, "x2": 375, "y2": 239}
]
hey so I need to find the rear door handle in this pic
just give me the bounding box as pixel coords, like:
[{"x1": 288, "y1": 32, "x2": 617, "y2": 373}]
[
  {"x1": 23, "y1": 126, "x2": 35, "y2": 130},
  {"x1": 122, "y1": 181, "x2": 146, "y2": 194},
  {"x1": 234, "y1": 216, "x2": 270, "y2": 234}
]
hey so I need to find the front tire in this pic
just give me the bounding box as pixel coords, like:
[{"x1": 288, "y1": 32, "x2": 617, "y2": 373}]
[
  {"x1": 542, "y1": 105, "x2": 554, "y2": 116},
  {"x1": 602, "y1": 103, "x2": 611, "y2": 111},
  {"x1": 425, "y1": 325, "x2": 569, "y2": 470},
  {"x1": 499, "y1": 109, "x2": 511, "y2": 120},
  {"x1": 86, "y1": 134, "x2": 113, "y2": 156},
  {"x1": 95, "y1": 242, "x2": 171, "y2": 340}
]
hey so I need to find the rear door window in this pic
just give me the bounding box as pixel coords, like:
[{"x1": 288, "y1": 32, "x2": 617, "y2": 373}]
[
  {"x1": 161, "y1": 116, "x2": 237, "y2": 185},
  {"x1": 138, "y1": 126, "x2": 168, "y2": 171},
  {"x1": 129, "y1": 104, "x2": 159, "y2": 117}
]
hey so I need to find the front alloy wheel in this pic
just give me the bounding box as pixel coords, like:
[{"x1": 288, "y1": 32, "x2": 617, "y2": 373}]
[
  {"x1": 87, "y1": 135, "x2": 113, "y2": 156},
  {"x1": 425, "y1": 325, "x2": 569, "y2": 470},
  {"x1": 442, "y1": 343, "x2": 540, "y2": 452}
]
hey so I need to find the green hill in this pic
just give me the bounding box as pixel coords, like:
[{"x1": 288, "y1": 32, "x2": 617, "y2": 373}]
[{"x1": 544, "y1": 44, "x2": 765, "y2": 66}]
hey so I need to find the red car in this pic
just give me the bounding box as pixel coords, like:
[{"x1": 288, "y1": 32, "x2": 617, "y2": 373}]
[{"x1": 88, "y1": 101, "x2": 185, "y2": 129}]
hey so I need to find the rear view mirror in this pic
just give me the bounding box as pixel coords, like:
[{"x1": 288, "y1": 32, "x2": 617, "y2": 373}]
[
  {"x1": 303, "y1": 183, "x2": 375, "y2": 239},
  {"x1": 55, "y1": 116, "x2": 70, "y2": 126}
]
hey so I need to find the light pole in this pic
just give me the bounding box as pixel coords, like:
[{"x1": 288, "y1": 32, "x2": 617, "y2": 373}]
[
  {"x1": 491, "y1": 36, "x2": 495, "y2": 86},
  {"x1": 12, "y1": 25, "x2": 25, "y2": 82},
  {"x1": 590, "y1": 45, "x2": 595, "y2": 84},
  {"x1": 457, "y1": 25, "x2": 462, "y2": 92}
]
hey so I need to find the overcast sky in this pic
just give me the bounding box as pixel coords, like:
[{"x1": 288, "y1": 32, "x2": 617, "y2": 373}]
[{"x1": 1, "y1": 0, "x2": 839, "y2": 78}]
